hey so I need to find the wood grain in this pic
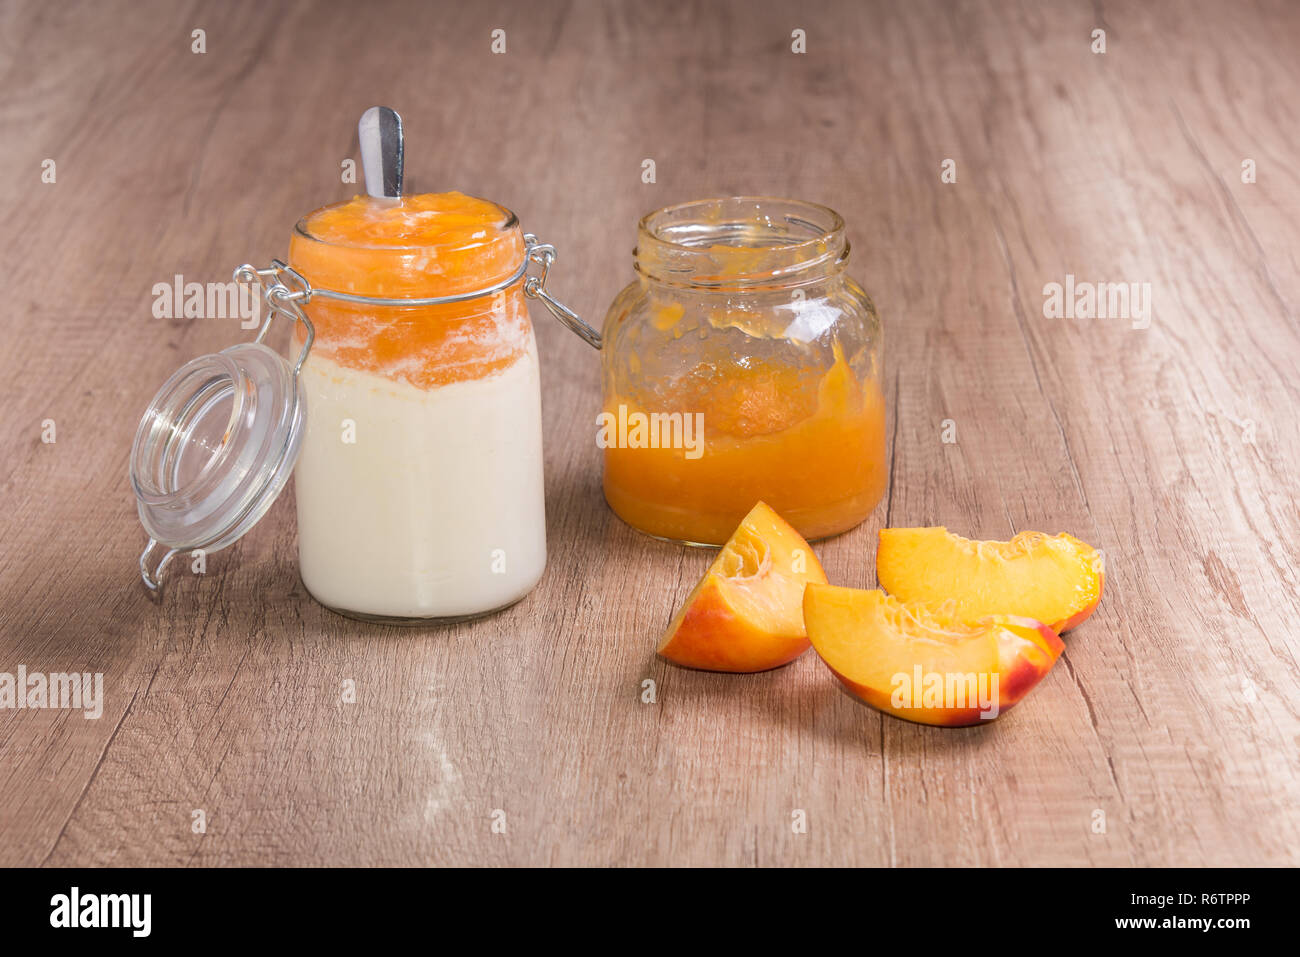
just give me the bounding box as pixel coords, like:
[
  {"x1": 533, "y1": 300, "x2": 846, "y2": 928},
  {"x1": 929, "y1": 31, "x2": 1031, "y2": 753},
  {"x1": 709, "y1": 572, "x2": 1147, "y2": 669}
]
[{"x1": 1, "y1": 0, "x2": 1298, "y2": 867}]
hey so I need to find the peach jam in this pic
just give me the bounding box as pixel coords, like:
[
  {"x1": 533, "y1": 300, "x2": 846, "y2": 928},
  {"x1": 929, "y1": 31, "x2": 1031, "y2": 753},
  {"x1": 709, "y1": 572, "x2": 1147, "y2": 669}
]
[
  {"x1": 287, "y1": 192, "x2": 546, "y2": 621},
  {"x1": 600, "y1": 198, "x2": 886, "y2": 546}
]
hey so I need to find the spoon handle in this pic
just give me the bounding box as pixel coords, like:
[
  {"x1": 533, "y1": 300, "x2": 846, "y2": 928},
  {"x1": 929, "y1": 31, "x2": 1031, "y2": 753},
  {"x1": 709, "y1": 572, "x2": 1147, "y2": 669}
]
[{"x1": 358, "y1": 106, "x2": 404, "y2": 198}]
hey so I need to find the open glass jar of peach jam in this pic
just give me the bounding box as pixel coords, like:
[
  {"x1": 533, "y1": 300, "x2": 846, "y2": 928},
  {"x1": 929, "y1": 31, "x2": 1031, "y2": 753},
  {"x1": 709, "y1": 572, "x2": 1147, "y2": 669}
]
[{"x1": 600, "y1": 197, "x2": 886, "y2": 545}]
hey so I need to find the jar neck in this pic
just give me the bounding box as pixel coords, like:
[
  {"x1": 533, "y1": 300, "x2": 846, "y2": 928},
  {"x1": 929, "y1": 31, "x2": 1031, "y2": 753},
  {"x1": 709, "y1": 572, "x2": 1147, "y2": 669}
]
[{"x1": 633, "y1": 197, "x2": 848, "y2": 291}]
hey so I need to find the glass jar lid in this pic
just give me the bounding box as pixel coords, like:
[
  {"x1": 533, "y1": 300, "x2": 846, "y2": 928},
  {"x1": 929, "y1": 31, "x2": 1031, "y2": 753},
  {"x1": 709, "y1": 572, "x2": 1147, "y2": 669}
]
[
  {"x1": 130, "y1": 261, "x2": 318, "y2": 591},
  {"x1": 131, "y1": 339, "x2": 306, "y2": 589}
]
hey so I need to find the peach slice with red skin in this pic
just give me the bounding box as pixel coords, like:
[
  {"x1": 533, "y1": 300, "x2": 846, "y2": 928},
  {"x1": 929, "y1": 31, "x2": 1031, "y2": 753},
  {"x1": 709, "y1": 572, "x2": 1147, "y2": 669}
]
[
  {"x1": 803, "y1": 585, "x2": 1064, "y2": 726},
  {"x1": 876, "y1": 527, "x2": 1103, "y2": 633},
  {"x1": 657, "y1": 501, "x2": 827, "y2": 672}
]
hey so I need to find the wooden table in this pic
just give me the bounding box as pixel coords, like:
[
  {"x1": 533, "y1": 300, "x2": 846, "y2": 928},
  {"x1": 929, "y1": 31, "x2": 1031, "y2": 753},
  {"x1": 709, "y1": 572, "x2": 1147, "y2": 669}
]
[{"x1": 2, "y1": 0, "x2": 1297, "y2": 867}]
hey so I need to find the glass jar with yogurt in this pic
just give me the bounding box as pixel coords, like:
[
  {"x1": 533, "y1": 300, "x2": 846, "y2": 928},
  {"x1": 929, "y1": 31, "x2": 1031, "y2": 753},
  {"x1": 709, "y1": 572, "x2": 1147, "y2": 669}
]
[
  {"x1": 285, "y1": 192, "x2": 546, "y2": 621},
  {"x1": 131, "y1": 190, "x2": 582, "y2": 622},
  {"x1": 129, "y1": 110, "x2": 599, "y2": 621}
]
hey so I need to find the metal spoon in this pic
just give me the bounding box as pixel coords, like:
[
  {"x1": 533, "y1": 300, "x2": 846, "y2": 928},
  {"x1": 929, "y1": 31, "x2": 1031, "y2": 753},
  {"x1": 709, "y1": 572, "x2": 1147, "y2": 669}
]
[{"x1": 358, "y1": 106, "x2": 404, "y2": 198}]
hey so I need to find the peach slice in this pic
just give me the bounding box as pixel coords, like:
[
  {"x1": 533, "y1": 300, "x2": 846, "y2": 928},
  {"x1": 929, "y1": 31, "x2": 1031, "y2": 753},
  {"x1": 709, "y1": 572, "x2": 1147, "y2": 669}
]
[
  {"x1": 803, "y1": 585, "x2": 1064, "y2": 726},
  {"x1": 877, "y1": 527, "x2": 1103, "y2": 633},
  {"x1": 657, "y1": 501, "x2": 827, "y2": 672}
]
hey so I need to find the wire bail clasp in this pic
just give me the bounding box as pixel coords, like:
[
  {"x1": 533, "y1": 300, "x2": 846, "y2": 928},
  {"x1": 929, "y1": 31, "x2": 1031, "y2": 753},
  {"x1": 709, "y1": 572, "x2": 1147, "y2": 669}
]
[
  {"x1": 522, "y1": 234, "x2": 602, "y2": 350},
  {"x1": 233, "y1": 260, "x2": 317, "y2": 375},
  {"x1": 139, "y1": 538, "x2": 178, "y2": 593}
]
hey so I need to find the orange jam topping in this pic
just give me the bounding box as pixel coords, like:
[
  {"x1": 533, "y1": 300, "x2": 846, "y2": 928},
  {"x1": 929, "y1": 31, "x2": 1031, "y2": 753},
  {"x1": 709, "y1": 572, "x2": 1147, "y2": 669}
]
[
  {"x1": 288, "y1": 191, "x2": 531, "y2": 389},
  {"x1": 602, "y1": 342, "x2": 887, "y2": 545}
]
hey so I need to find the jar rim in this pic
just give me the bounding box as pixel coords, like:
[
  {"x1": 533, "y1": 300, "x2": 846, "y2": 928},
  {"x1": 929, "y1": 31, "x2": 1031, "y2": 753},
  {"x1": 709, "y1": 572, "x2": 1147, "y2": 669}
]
[{"x1": 635, "y1": 196, "x2": 848, "y2": 288}]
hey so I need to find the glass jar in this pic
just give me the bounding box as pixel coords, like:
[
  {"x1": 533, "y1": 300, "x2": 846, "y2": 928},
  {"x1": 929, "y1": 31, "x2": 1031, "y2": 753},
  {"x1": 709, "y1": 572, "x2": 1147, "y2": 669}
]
[
  {"x1": 600, "y1": 197, "x2": 886, "y2": 546},
  {"x1": 130, "y1": 191, "x2": 599, "y2": 623},
  {"x1": 285, "y1": 192, "x2": 546, "y2": 622}
]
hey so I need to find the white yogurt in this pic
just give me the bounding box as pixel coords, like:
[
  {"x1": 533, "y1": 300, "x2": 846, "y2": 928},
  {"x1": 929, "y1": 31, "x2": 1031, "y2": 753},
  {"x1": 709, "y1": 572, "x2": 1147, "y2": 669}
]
[{"x1": 293, "y1": 343, "x2": 546, "y2": 619}]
